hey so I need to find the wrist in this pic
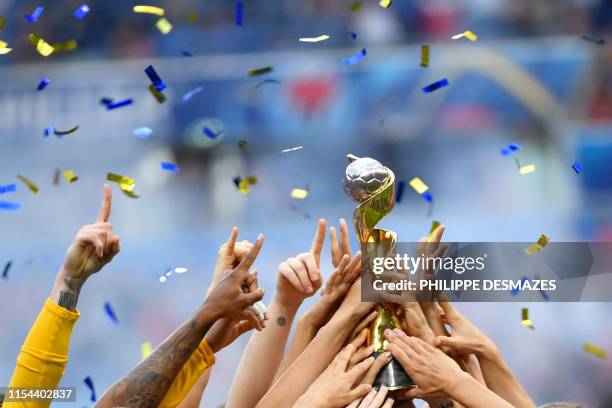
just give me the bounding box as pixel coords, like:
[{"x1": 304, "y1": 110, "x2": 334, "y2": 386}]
[
  {"x1": 272, "y1": 294, "x2": 302, "y2": 314},
  {"x1": 476, "y1": 337, "x2": 499, "y2": 360},
  {"x1": 445, "y1": 370, "x2": 475, "y2": 400}
]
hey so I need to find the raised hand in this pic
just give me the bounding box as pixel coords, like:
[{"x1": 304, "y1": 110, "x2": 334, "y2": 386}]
[
  {"x1": 330, "y1": 218, "x2": 353, "y2": 267},
  {"x1": 205, "y1": 315, "x2": 267, "y2": 352},
  {"x1": 209, "y1": 227, "x2": 254, "y2": 294},
  {"x1": 275, "y1": 219, "x2": 326, "y2": 307}
]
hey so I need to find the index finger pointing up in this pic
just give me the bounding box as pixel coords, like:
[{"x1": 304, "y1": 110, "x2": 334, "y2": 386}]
[
  {"x1": 96, "y1": 184, "x2": 112, "y2": 223},
  {"x1": 310, "y1": 218, "x2": 326, "y2": 265},
  {"x1": 236, "y1": 233, "x2": 264, "y2": 275}
]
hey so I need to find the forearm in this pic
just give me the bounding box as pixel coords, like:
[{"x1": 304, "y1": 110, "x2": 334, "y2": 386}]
[
  {"x1": 274, "y1": 315, "x2": 318, "y2": 380},
  {"x1": 448, "y1": 372, "x2": 515, "y2": 408},
  {"x1": 95, "y1": 304, "x2": 218, "y2": 408},
  {"x1": 49, "y1": 267, "x2": 85, "y2": 311},
  {"x1": 226, "y1": 296, "x2": 300, "y2": 408},
  {"x1": 257, "y1": 312, "x2": 356, "y2": 408},
  {"x1": 478, "y1": 347, "x2": 536, "y2": 408}
]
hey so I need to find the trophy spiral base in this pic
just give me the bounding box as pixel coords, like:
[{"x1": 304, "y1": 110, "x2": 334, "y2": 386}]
[{"x1": 372, "y1": 351, "x2": 416, "y2": 391}]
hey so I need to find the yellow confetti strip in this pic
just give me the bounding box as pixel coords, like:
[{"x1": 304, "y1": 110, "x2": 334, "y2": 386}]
[
  {"x1": 350, "y1": 1, "x2": 362, "y2": 11},
  {"x1": 63, "y1": 170, "x2": 78, "y2": 183},
  {"x1": 451, "y1": 31, "x2": 478, "y2": 42},
  {"x1": 148, "y1": 84, "x2": 166, "y2": 103},
  {"x1": 52, "y1": 40, "x2": 78, "y2": 53},
  {"x1": 237, "y1": 176, "x2": 257, "y2": 196},
  {"x1": 248, "y1": 67, "x2": 273, "y2": 77},
  {"x1": 379, "y1": 0, "x2": 392, "y2": 8},
  {"x1": 133, "y1": 5, "x2": 165, "y2": 16},
  {"x1": 17, "y1": 175, "x2": 39, "y2": 193},
  {"x1": 519, "y1": 164, "x2": 535, "y2": 175},
  {"x1": 524, "y1": 234, "x2": 550, "y2": 255},
  {"x1": 141, "y1": 341, "x2": 153, "y2": 360},
  {"x1": 156, "y1": 17, "x2": 173, "y2": 34},
  {"x1": 583, "y1": 342, "x2": 607, "y2": 360},
  {"x1": 409, "y1": 177, "x2": 429, "y2": 194},
  {"x1": 299, "y1": 35, "x2": 330, "y2": 43},
  {"x1": 107, "y1": 172, "x2": 139, "y2": 198},
  {"x1": 28, "y1": 34, "x2": 54, "y2": 57},
  {"x1": 428, "y1": 220, "x2": 441, "y2": 240},
  {"x1": 186, "y1": 11, "x2": 199, "y2": 23},
  {"x1": 521, "y1": 307, "x2": 534, "y2": 330},
  {"x1": 0, "y1": 17, "x2": 5, "y2": 31},
  {"x1": 420, "y1": 45, "x2": 429, "y2": 68},
  {"x1": 290, "y1": 188, "x2": 309, "y2": 199},
  {"x1": 0, "y1": 40, "x2": 12, "y2": 54}
]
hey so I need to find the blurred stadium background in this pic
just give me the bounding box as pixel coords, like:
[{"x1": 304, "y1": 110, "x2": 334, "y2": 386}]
[{"x1": 1, "y1": 0, "x2": 612, "y2": 407}]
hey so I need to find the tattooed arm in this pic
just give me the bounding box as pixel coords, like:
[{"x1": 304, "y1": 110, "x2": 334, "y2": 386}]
[{"x1": 95, "y1": 235, "x2": 266, "y2": 408}]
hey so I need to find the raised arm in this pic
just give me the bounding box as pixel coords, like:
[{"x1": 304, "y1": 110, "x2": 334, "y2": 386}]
[{"x1": 95, "y1": 235, "x2": 266, "y2": 408}]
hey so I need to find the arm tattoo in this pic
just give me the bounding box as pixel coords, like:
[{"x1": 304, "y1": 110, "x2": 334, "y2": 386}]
[
  {"x1": 58, "y1": 277, "x2": 82, "y2": 311},
  {"x1": 276, "y1": 316, "x2": 287, "y2": 326}
]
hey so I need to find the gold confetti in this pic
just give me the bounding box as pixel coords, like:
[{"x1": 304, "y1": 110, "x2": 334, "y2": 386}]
[
  {"x1": 451, "y1": 31, "x2": 478, "y2": 42},
  {"x1": 148, "y1": 84, "x2": 166, "y2": 103},
  {"x1": 52, "y1": 40, "x2": 77, "y2": 53},
  {"x1": 0, "y1": 17, "x2": 5, "y2": 31},
  {"x1": 524, "y1": 234, "x2": 550, "y2": 255},
  {"x1": 63, "y1": 170, "x2": 78, "y2": 183},
  {"x1": 420, "y1": 44, "x2": 429, "y2": 68},
  {"x1": 186, "y1": 11, "x2": 199, "y2": 23},
  {"x1": 350, "y1": 1, "x2": 362, "y2": 11},
  {"x1": 28, "y1": 34, "x2": 54, "y2": 57},
  {"x1": 141, "y1": 341, "x2": 153, "y2": 360},
  {"x1": 107, "y1": 172, "x2": 139, "y2": 198},
  {"x1": 290, "y1": 188, "x2": 309, "y2": 199},
  {"x1": 583, "y1": 342, "x2": 607, "y2": 360},
  {"x1": 409, "y1": 177, "x2": 429, "y2": 194},
  {"x1": 248, "y1": 66, "x2": 273, "y2": 77},
  {"x1": 299, "y1": 35, "x2": 330, "y2": 43},
  {"x1": 379, "y1": 0, "x2": 392, "y2": 8},
  {"x1": 519, "y1": 164, "x2": 535, "y2": 175},
  {"x1": 17, "y1": 175, "x2": 39, "y2": 193},
  {"x1": 236, "y1": 176, "x2": 257, "y2": 196},
  {"x1": 428, "y1": 220, "x2": 441, "y2": 240},
  {"x1": 0, "y1": 40, "x2": 12, "y2": 54},
  {"x1": 155, "y1": 17, "x2": 173, "y2": 34},
  {"x1": 521, "y1": 307, "x2": 534, "y2": 329},
  {"x1": 133, "y1": 5, "x2": 165, "y2": 16}
]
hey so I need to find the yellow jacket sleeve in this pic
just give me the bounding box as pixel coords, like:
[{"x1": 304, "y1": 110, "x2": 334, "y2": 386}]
[
  {"x1": 4, "y1": 298, "x2": 80, "y2": 408},
  {"x1": 158, "y1": 339, "x2": 215, "y2": 408}
]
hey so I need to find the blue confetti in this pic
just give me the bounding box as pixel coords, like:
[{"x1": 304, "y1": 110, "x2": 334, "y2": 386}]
[
  {"x1": 160, "y1": 162, "x2": 181, "y2": 174},
  {"x1": 181, "y1": 50, "x2": 193, "y2": 57},
  {"x1": 83, "y1": 376, "x2": 96, "y2": 402},
  {"x1": 236, "y1": 2, "x2": 244, "y2": 26},
  {"x1": 2, "y1": 261, "x2": 11, "y2": 279},
  {"x1": 0, "y1": 201, "x2": 21, "y2": 211},
  {"x1": 43, "y1": 125, "x2": 54, "y2": 138},
  {"x1": 396, "y1": 181, "x2": 405, "y2": 203},
  {"x1": 422, "y1": 192, "x2": 433, "y2": 202},
  {"x1": 73, "y1": 4, "x2": 90, "y2": 20},
  {"x1": 106, "y1": 99, "x2": 133, "y2": 110},
  {"x1": 133, "y1": 126, "x2": 152, "y2": 138},
  {"x1": 350, "y1": 32, "x2": 358, "y2": 40},
  {"x1": 422, "y1": 79, "x2": 449, "y2": 93},
  {"x1": 572, "y1": 161, "x2": 582, "y2": 174},
  {"x1": 37, "y1": 76, "x2": 50, "y2": 91},
  {"x1": 0, "y1": 184, "x2": 17, "y2": 194},
  {"x1": 500, "y1": 143, "x2": 521, "y2": 156},
  {"x1": 24, "y1": 6, "x2": 44, "y2": 23},
  {"x1": 145, "y1": 65, "x2": 166, "y2": 92},
  {"x1": 343, "y1": 48, "x2": 367, "y2": 65},
  {"x1": 203, "y1": 127, "x2": 217, "y2": 139},
  {"x1": 104, "y1": 301, "x2": 119, "y2": 324},
  {"x1": 510, "y1": 275, "x2": 529, "y2": 296},
  {"x1": 540, "y1": 288, "x2": 551, "y2": 302},
  {"x1": 181, "y1": 86, "x2": 203, "y2": 103}
]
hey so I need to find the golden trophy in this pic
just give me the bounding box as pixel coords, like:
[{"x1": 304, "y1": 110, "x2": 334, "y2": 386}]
[{"x1": 342, "y1": 154, "x2": 414, "y2": 390}]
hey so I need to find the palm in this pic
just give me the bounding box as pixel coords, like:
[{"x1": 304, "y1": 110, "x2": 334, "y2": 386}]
[{"x1": 63, "y1": 244, "x2": 104, "y2": 279}]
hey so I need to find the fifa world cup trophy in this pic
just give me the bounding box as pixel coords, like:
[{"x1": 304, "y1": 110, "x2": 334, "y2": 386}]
[{"x1": 342, "y1": 154, "x2": 414, "y2": 390}]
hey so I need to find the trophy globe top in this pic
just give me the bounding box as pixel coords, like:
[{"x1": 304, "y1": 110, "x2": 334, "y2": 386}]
[{"x1": 342, "y1": 155, "x2": 392, "y2": 203}]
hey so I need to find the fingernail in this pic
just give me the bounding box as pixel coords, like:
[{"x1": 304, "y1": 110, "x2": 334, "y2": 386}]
[
  {"x1": 393, "y1": 328, "x2": 403, "y2": 335},
  {"x1": 383, "y1": 352, "x2": 392, "y2": 359},
  {"x1": 384, "y1": 329, "x2": 393, "y2": 336}
]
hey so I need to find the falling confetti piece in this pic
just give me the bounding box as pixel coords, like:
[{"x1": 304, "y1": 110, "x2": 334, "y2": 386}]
[
  {"x1": 104, "y1": 302, "x2": 119, "y2": 324},
  {"x1": 420, "y1": 45, "x2": 429, "y2": 68},
  {"x1": 43, "y1": 125, "x2": 54, "y2": 138},
  {"x1": 238, "y1": 140, "x2": 247, "y2": 149},
  {"x1": 519, "y1": 164, "x2": 535, "y2": 175},
  {"x1": 160, "y1": 162, "x2": 180, "y2": 174},
  {"x1": 422, "y1": 79, "x2": 449, "y2": 93},
  {"x1": 409, "y1": 177, "x2": 429, "y2": 194},
  {"x1": 291, "y1": 188, "x2": 309, "y2": 199},
  {"x1": 73, "y1": 4, "x2": 90, "y2": 20},
  {"x1": 2, "y1": 261, "x2": 11, "y2": 279},
  {"x1": 107, "y1": 172, "x2": 139, "y2": 198},
  {"x1": 521, "y1": 307, "x2": 534, "y2": 330},
  {"x1": 63, "y1": 170, "x2": 78, "y2": 183},
  {"x1": 572, "y1": 161, "x2": 582, "y2": 174},
  {"x1": 0, "y1": 17, "x2": 5, "y2": 31},
  {"x1": 37, "y1": 76, "x2": 50, "y2": 91},
  {"x1": 343, "y1": 48, "x2": 367, "y2": 65},
  {"x1": 53, "y1": 168, "x2": 60, "y2": 186},
  {"x1": 181, "y1": 86, "x2": 203, "y2": 103},
  {"x1": 25, "y1": 6, "x2": 44, "y2": 23},
  {"x1": 379, "y1": 0, "x2": 392, "y2": 8},
  {"x1": 0, "y1": 201, "x2": 21, "y2": 211},
  {"x1": 54, "y1": 125, "x2": 79, "y2": 136},
  {"x1": 83, "y1": 376, "x2": 96, "y2": 402},
  {"x1": 148, "y1": 84, "x2": 166, "y2": 103},
  {"x1": 187, "y1": 11, "x2": 199, "y2": 23},
  {"x1": 133, "y1": 126, "x2": 152, "y2": 138},
  {"x1": 106, "y1": 98, "x2": 133, "y2": 110},
  {"x1": 235, "y1": 2, "x2": 244, "y2": 26},
  {"x1": 396, "y1": 181, "x2": 405, "y2": 203},
  {"x1": 203, "y1": 127, "x2": 223, "y2": 139},
  {"x1": 181, "y1": 50, "x2": 193, "y2": 56},
  {"x1": 299, "y1": 35, "x2": 330, "y2": 43},
  {"x1": 583, "y1": 342, "x2": 607, "y2": 360},
  {"x1": 255, "y1": 79, "x2": 281, "y2": 89},
  {"x1": 28, "y1": 34, "x2": 54, "y2": 57},
  {"x1": 350, "y1": 32, "x2": 358, "y2": 40},
  {"x1": 52, "y1": 40, "x2": 77, "y2": 53},
  {"x1": 145, "y1": 65, "x2": 166, "y2": 92},
  {"x1": 524, "y1": 234, "x2": 550, "y2": 255},
  {"x1": 581, "y1": 35, "x2": 606, "y2": 45},
  {"x1": 17, "y1": 175, "x2": 39, "y2": 194},
  {"x1": 501, "y1": 143, "x2": 521, "y2": 156},
  {"x1": 451, "y1": 31, "x2": 478, "y2": 42},
  {"x1": 133, "y1": 5, "x2": 165, "y2": 16},
  {"x1": 281, "y1": 146, "x2": 303, "y2": 153},
  {"x1": 174, "y1": 267, "x2": 188, "y2": 273},
  {"x1": 141, "y1": 342, "x2": 153, "y2": 360},
  {"x1": 428, "y1": 220, "x2": 441, "y2": 240},
  {"x1": 350, "y1": 1, "x2": 362, "y2": 11},
  {"x1": 234, "y1": 176, "x2": 257, "y2": 196},
  {"x1": 510, "y1": 275, "x2": 529, "y2": 296},
  {"x1": 0, "y1": 183, "x2": 16, "y2": 194},
  {"x1": 155, "y1": 17, "x2": 173, "y2": 34},
  {"x1": 422, "y1": 191, "x2": 433, "y2": 202},
  {"x1": 248, "y1": 66, "x2": 273, "y2": 77},
  {"x1": 0, "y1": 40, "x2": 12, "y2": 54}
]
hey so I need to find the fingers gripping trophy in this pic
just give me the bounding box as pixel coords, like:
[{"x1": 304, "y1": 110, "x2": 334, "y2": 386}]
[{"x1": 342, "y1": 154, "x2": 414, "y2": 390}]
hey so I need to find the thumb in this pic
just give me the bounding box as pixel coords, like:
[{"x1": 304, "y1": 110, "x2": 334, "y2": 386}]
[
  {"x1": 434, "y1": 335, "x2": 460, "y2": 349},
  {"x1": 402, "y1": 387, "x2": 423, "y2": 400},
  {"x1": 242, "y1": 288, "x2": 264, "y2": 305}
]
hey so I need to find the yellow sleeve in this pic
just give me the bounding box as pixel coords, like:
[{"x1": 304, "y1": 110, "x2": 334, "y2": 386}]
[
  {"x1": 4, "y1": 298, "x2": 80, "y2": 408},
  {"x1": 158, "y1": 339, "x2": 215, "y2": 408}
]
